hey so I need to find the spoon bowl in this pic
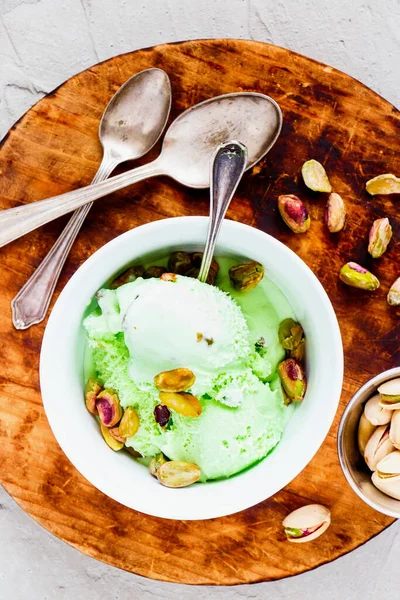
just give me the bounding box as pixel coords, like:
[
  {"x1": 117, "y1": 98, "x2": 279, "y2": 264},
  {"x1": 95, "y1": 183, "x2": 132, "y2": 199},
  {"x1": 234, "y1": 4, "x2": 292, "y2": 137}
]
[{"x1": 159, "y1": 92, "x2": 282, "y2": 188}]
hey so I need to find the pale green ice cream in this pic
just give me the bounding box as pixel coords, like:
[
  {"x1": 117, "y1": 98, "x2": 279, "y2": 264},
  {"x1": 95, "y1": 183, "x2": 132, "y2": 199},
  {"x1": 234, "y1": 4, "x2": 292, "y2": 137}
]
[{"x1": 83, "y1": 257, "x2": 296, "y2": 481}]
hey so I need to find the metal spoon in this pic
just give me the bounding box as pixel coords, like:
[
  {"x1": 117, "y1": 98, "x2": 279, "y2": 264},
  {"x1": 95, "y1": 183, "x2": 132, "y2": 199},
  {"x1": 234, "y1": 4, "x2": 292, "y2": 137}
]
[
  {"x1": 0, "y1": 92, "x2": 282, "y2": 250},
  {"x1": 198, "y1": 141, "x2": 247, "y2": 283},
  {"x1": 11, "y1": 68, "x2": 171, "y2": 329}
]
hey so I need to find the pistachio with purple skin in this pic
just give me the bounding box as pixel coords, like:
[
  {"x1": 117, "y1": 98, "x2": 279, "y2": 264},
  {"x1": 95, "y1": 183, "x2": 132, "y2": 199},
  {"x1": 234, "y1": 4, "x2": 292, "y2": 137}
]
[
  {"x1": 339, "y1": 262, "x2": 380, "y2": 291},
  {"x1": 154, "y1": 404, "x2": 171, "y2": 428},
  {"x1": 278, "y1": 195, "x2": 311, "y2": 233},
  {"x1": 96, "y1": 389, "x2": 123, "y2": 428},
  {"x1": 283, "y1": 504, "x2": 331, "y2": 543},
  {"x1": 325, "y1": 192, "x2": 346, "y2": 233},
  {"x1": 387, "y1": 277, "x2": 400, "y2": 306},
  {"x1": 85, "y1": 377, "x2": 102, "y2": 415},
  {"x1": 368, "y1": 218, "x2": 392, "y2": 258},
  {"x1": 366, "y1": 173, "x2": 400, "y2": 195},
  {"x1": 278, "y1": 358, "x2": 306, "y2": 403},
  {"x1": 301, "y1": 159, "x2": 332, "y2": 193}
]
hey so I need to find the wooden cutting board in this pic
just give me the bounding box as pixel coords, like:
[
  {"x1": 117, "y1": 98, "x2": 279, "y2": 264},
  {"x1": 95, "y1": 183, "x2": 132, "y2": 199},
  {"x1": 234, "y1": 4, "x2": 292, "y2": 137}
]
[{"x1": 0, "y1": 39, "x2": 399, "y2": 585}]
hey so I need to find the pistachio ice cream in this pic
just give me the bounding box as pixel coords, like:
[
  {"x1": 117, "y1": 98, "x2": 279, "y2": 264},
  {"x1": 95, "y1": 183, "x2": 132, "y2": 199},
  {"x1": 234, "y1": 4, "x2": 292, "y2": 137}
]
[{"x1": 83, "y1": 256, "x2": 301, "y2": 482}]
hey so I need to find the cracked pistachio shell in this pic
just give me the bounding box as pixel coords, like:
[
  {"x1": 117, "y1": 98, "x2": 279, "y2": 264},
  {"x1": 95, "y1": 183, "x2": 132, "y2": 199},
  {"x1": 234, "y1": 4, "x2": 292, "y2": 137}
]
[
  {"x1": 100, "y1": 422, "x2": 124, "y2": 451},
  {"x1": 366, "y1": 173, "x2": 400, "y2": 195},
  {"x1": 358, "y1": 412, "x2": 376, "y2": 456},
  {"x1": 325, "y1": 193, "x2": 346, "y2": 232},
  {"x1": 372, "y1": 452, "x2": 400, "y2": 500},
  {"x1": 372, "y1": 471, "x2": 400, "y2": 500},
  {"x1": 157, "y1": 460, "x2": 201, "y2": 488},
  {"x1": 339, "y1": 262, "x2": 380, "y2": 291},
  {"x1": 376, "y1": 450, "x2": 400, "y2": 477},
  {"x1": 368, "y1": 218, "x2": 392, "y2": 258},
  {"x1": 389, "y1": 413, "x2": 400, "y2": 449},
  {"x1": 278, "y1": 194, "x2": 310, "y2": 233},
  {"x1": 387, "y1": 277, "x2": 400, "y2": 306},
  {"x1": 301, "y1": 159, "x2": 332, "y2": 192},
  {"x1": 364, "y1": 394, "x2": 392, "y2": 426},
  {"x1": 378, "y1": 378, "x2": 400, "y2": 409},
  {"x1": 364, "y1": 425, "x2": 394, "y2": 471},
  {"x1": 85, "y1": 377, "x2": 102, "y2": 415},
  {"x1": 283, "y1": 504, "x2": 331, "y2": 543},
  {"x1": 154, "y1": 368, "x2": 196, "y2": 392}
]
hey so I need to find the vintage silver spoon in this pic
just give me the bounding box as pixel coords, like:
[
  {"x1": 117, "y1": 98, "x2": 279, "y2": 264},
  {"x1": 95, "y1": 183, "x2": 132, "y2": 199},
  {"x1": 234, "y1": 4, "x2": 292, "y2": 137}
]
[
  {"x1": 0, "y1": 92, "x2": 282, "y2": 250},
  {"x1": 198, "y1": 140, "x2": 247, "y2": 283},
  {"x1": 11, "y1": 68, "x2": 172, "y2": 329}
]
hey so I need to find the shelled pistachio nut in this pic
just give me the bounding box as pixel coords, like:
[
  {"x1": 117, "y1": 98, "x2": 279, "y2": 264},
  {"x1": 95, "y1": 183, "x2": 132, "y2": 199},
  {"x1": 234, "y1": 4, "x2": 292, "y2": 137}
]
[
  {"x1": 339, "y1": 262, "x2": 380, "y2": 291},
  {"x1": 366, "y1": 173, "x2": 400, "y2": 195},
  {"x1": 96, "y1": 389, "x2": 123, "y2": 427},
  {"x1": 290, "y1": 338, "x2": 306, "y2": 362},
  {"x1": 228, "y1": 261, "x2": 264, "y2": 292},
  {"x1": 157, "y1": 460, "x2": 201, "y2": 488},
  {"x1": 325, "y1": 192, "x2": 346, "y2": 233},
  {"x1": 110, "y1": 265, "x2": 144, "y2": 289},
  {"x1": 364, "y1": 394, "x2": 392, "y2": 426},
  {"x1": 387, "y1": 277, "x2": 400, "y2": 307},
  {"x1": 154, "y1": 368, "x2": 196, "y2": 393},
  {"x1": 278, "y1": 358, "x2": 306, "y2": 403},
  {"x1": 100, "y1": 422, "x2": 124, "y2": 451},
  {"x1": 144, "y1": 265, "x2": 167, "y2": 279},
  {"x1": 389, "y1": 410, "x2": 400, "y2": 449},
  {"x1": 301, "y1": 159, "x2": 332, "y2": 192},
  {"x1": 364, "y1": 424, "x2": 394, "y2": 471},
  {"x1": 278, "y1": 194, "x2": 310, "y2": 233},
  {"x1": 283, "y1": 504, "x2": 331, "y2": 543},
  {"x1": 378, "y1": 378, "x2": 400, "y2": 409},
  {"x1": 372, "y1": 451, "x2": 400, "y2": 500},
  {"x1": 368, "y1": 218, "x2": 392, "y2": 258},
  {"x1": 167, "y1": 251, "x2": 192, "y2": 275},
  {"x1": 358, "y1": 412, "x2": 377, "y2": 456},
  {"x1": 85, "y1": 377, "x2": 102, "y2": 415},
  {"x1": 158, "y1": 391, "x2": 202, "y2": 417},
  {"x1": 149, "y1": 453, "x2": 168, "y2": 477}
]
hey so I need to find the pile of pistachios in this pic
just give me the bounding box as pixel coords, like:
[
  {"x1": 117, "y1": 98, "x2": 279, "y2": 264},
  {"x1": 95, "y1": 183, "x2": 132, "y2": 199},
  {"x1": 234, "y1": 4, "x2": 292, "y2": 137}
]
[
  {"x1": 277, "y1": 160, "x2": 399, "y2": 306},
  {"x1": 358, "y1": 377, "x2": 400, "y2": 500}
]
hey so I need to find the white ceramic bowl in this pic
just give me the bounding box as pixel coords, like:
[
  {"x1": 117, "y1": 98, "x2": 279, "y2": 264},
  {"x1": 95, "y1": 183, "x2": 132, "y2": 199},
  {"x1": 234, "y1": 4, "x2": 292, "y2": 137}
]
[{"x1": 40, "y1": 217, "x2": 343, "y2": 520}]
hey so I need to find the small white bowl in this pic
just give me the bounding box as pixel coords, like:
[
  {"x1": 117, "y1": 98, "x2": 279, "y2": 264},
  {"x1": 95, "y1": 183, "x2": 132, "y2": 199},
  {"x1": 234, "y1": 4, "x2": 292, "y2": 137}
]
[{"x1": 40, "y1": 217, "x2": 343, "y2": 520}]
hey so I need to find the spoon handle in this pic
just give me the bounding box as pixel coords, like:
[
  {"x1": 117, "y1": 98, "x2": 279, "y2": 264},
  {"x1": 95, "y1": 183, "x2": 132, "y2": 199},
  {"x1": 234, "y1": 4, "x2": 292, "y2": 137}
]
[
  {"x1": 0, "y1": 159, "x2": 164, "y2": 249},
  {"x1": 198, "y1": 141, "x2": 247, "y2": 283},
  {"x1": 11, "y1": 156, "x2": 119, "y2": 330}
]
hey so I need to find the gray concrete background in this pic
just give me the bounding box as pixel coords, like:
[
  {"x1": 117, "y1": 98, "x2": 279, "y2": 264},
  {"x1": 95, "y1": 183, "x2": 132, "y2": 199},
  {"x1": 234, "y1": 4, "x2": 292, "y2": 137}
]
[{"x1": 1, "y1": 0, "x2": 399, "y2": 598}]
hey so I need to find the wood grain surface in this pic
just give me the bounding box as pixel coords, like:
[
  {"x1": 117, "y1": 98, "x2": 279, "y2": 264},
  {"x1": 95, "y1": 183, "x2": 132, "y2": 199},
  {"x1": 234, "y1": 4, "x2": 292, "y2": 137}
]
[{"x1": 0, "y1": 39, "x2": 399, "y2": 585}]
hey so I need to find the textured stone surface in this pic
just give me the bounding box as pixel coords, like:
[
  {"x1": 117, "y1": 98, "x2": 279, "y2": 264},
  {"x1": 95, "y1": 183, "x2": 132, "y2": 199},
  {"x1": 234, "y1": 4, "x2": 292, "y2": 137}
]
[{"x1": 1, "y1": 0, "x2": 400, "y2": 597}]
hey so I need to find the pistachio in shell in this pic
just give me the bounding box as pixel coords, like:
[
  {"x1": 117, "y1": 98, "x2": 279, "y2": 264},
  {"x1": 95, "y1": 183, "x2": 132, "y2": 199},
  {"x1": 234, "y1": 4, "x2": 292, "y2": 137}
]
[
  {"x1": 358, "y1": 412, "x2": 376, "y2": 456},
  {"x1": 154, "y1": 368, "x2": 196, "y2": 393},
  {"x1": 387, "y1": 277, "x2": 400, "y2": 306},
  {"x1": 278, "y1": 318, "x2": 304, "y2": 351},
  {"x1": 283, "y1": 504, "x2": 331, "y2": 543},
  {"x1": 167, "y1": 251, "x2": 192, "y2": 275},
  {"x1": 144, "y1": 265, "x2": 167, "y2": 279},
  {"x1": 364, "y1": 424, "x2": 394, "y2": 471},
  {"x1": 390, "y1": 410, "x2": 400, "y2": 450},
  {"x1": 229, "y1": 261, "x2": 264, "y2": 292},
  {"x1": 110, "y1": 265, "x2": 144, "y2": 289},
  {"x1": 149, "y1": 453, "x2": 168, "y2": 477},
  {"x1": 100, "y1": 422, "x2": 124, "y2": 451},
  {"x1": 372, "y1": 451, "x2": 400, "y2": 500},
  {"x1": 278, "y1": 358, "x2": 306, "y2": 403},
  {"x1": 157, "y1": 460, "x2": 201, "y2": 488},
  {"x1": 339, "y1": 262, "x2": 380, "y2": 291},
  {"x1": 301, "y1": 159, "x2": 332, "y2": 193},
  {"x1": 278, "y1": 194, "x2": 310, "y2": 233},
  {"x1": 85, "y1": 377, "x2": 102, "y2": 415},
  {"x1": 96, "y1": 389, "x2": 123, "y2": 427},
  {"x1": 364, "y1": 394, "x2": 392, "y2": 426},
  {"x1": 378, "y1": 378, "x2": 400, "y2": 409}
]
